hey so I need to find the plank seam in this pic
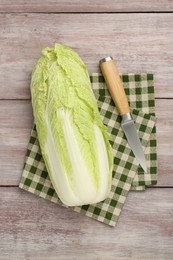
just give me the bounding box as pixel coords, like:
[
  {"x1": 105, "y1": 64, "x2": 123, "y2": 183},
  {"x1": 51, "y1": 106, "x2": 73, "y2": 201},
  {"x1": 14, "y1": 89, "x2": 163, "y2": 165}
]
[{"x1": 0, "y1": 11, "x2": 173, "y2": 14}]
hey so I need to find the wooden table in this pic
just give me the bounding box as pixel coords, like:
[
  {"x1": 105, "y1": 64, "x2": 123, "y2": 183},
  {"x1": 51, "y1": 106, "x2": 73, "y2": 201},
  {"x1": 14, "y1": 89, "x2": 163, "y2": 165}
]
[{"x1": 0, "y1": 1, "x2": 173, "y2": 259}]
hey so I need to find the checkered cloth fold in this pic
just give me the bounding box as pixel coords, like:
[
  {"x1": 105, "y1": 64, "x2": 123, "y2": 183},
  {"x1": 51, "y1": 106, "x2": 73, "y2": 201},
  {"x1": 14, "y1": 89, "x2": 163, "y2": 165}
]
[{"x1": 19, "y1": 73, "x2": 157, "y2": 226}]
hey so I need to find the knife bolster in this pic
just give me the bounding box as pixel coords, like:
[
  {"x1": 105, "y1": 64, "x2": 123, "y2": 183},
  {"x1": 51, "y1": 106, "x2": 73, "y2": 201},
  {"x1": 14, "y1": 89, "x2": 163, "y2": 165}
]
[{"x1": 122, "y1": 112, "x2": 132, "y2": 123}]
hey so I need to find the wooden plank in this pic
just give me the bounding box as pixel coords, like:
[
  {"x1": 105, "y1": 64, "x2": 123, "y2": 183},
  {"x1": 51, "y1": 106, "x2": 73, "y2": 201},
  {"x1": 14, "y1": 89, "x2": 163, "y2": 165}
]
[
  {"x1": 0, "y1": 187, "x2": 172, "y2": 259},
  {"x1": 0, "y1": 0, "x2": 173, "y2": 13},
  {"x1": 0, "y1": 99, "x2": 172, "y2": 186},
  {"x1": 156, "y1": 99, "x2": 173, "y2": 187},
  {"x1": 0, "y1": 101, "x2": 33, "y2": 185},
  {"x1": 0, "y1": 13, "x2": 173, "y2": 99}
]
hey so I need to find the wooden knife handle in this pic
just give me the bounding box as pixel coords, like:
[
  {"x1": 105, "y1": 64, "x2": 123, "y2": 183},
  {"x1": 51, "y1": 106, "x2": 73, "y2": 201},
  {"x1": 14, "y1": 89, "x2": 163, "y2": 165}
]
[{"x1": 100, "y1": 57, "x2": 130, "y2": 116}]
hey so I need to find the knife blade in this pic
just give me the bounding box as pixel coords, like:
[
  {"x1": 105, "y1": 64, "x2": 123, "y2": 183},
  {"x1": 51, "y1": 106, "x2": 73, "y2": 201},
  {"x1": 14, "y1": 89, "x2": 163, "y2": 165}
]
[{"x1": 99, "y1": 56, "x2": 147, "y2": 173}]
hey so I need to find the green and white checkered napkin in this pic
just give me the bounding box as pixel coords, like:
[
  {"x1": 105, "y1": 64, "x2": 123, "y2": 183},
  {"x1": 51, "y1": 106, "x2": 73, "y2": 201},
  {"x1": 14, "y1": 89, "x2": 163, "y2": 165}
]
[{"x1": 19, "y1": 73, "x2": 157, "y2": 226}]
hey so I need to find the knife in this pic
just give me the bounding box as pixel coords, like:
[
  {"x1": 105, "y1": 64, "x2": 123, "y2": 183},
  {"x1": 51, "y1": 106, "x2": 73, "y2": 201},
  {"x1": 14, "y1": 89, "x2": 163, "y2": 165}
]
[{"x1": 100, "y1": 57, "x2": 147, "y2": 173}]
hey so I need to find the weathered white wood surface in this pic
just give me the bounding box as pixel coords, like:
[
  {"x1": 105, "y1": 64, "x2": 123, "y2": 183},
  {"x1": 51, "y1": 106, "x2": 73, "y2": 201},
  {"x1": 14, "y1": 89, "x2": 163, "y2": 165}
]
[
  {"x1": 0, "y1": 0, "x2": 173, "y2": 13},
  {"x1": 0, "y1": 188, "x2": 173, "y2": 259},
  {"x1": 0, "y1": 99, "x2": 173, "y2": 186},
  {"x1": 0, "y1": 14, "x2": 173, "y2": 99},
  {"x1": 0, "y1": 4, "x2": 173, "y2": 259}
]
